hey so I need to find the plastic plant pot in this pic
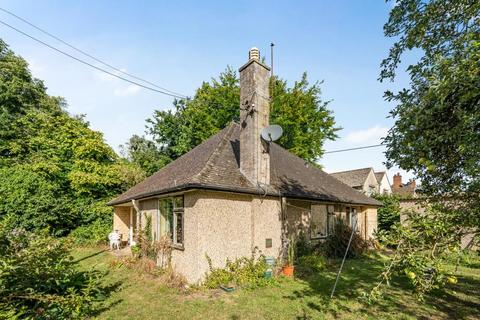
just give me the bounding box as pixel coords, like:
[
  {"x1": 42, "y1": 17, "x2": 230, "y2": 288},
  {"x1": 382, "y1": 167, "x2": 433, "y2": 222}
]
[{"x1": 282, "y1": 265, "x2": 295, "y2": 277}]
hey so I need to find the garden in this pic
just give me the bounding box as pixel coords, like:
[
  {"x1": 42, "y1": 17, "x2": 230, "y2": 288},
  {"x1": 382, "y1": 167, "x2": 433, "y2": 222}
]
[{"x1": 70, "y1": 244, "x2": 480, "y2": 320}]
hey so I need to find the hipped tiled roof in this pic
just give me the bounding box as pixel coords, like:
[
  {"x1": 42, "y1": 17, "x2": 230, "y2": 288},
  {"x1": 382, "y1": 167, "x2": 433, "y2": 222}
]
[
  {"x1": 330, "y1": 167, "x2": 374, "y2": 188},
  {"x1": 108, "y1": 123, "x2": 380, "y2": 206}
]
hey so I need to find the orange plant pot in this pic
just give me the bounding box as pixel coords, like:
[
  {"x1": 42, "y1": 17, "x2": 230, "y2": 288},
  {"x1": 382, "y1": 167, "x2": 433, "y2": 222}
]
[{"x1": 282, "y1": 265, "x2": 295, "y2": 277}]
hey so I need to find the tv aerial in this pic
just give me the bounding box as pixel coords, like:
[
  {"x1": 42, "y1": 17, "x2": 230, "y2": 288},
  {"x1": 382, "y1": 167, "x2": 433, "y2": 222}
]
[{"x1": 261, "y1": 124, "x2": 283, "y2": 142}]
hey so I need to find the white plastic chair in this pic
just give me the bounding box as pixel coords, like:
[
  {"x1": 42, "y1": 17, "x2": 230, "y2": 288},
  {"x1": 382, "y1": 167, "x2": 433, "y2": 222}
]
[{"x1": 108, "y1": 230, "x2": 121, "y2": 250}]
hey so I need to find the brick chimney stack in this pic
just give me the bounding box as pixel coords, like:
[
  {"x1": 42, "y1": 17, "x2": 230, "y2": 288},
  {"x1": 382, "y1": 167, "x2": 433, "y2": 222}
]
[
  {"x1": 239, "y1": 47, "x2": 271, "y2": 186},
  {"x1": 393, "y1": 173, "x2": 402, "y2": 188}
]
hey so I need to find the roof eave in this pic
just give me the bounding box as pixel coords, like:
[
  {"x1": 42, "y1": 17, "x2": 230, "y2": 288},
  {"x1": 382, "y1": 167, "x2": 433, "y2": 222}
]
[{"x1": 108, "y1": 183, "x2": 382, "y2": 207}]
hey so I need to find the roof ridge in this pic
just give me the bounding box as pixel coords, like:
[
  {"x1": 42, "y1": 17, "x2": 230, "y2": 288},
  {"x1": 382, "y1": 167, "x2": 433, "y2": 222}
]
[
  {"x1": 191, "y1": 123, "x2": 235, "y2": 182},
  {"x1": 331, "y1": 167, "x2": 374, "y2": 174}
]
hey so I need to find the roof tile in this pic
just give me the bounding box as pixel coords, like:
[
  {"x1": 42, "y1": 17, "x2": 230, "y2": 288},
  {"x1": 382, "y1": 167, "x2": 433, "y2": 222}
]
[{"x1": 108, "y1": 123, "x2": 381, "y2": 206}]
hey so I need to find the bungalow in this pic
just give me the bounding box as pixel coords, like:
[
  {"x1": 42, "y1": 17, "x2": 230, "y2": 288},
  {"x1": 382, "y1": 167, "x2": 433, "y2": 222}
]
[{"x1": 108, "y1": 48, "x2": 381, "y2": 283}]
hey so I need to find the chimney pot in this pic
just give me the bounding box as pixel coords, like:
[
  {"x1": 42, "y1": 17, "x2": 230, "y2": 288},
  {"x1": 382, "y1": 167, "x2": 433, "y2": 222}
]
[{"x1": 249, "y1": 47, "x2": 260, "y2": 61}]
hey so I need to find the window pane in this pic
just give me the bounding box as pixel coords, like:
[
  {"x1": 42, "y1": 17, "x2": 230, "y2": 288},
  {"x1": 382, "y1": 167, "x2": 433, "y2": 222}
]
[
  {"x1": 175, "y1": 210, "x2": 183, "y2": 245},
  {"x1": 159, "y1": 198, "x2": 173, "y2": 241},
  {"x1": 350, "y1": 208, "x2": 358, "y2": 230},
  {"x1": 174, "y1": 196, "x2": 184, "y2": 209},
  {"x1": 311, "y1": 205, "x2": 328, "y2": 238}
]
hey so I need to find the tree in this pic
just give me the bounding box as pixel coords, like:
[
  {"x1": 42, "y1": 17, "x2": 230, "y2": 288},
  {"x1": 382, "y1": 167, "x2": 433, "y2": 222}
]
[
  {"x1": 271, "y1": 73, "x2": 338, "y2": 162},
  {"x1": 0, "y1": 39, "x2": 143, "y2": 235},
  {"x1": 122, "y1": 135, "x2": 171, "y2": 176},
  {"x1": 134, "y1": 67, "x2": 338, "y2": 168},
  {"x1": 374, "y1": 0, "x2": 480, "y2": 298}
]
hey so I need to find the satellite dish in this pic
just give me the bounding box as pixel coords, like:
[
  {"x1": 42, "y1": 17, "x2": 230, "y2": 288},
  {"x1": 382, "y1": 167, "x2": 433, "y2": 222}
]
[{"x1": 261, "y1": 124, "x2": 283, "y2": 142}]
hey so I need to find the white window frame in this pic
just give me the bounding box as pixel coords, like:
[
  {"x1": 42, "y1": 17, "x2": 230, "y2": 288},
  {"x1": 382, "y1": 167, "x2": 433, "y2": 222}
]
[
  {"x1": 158, "y1": 195, "x2": 184, "y2": 249},
  {"x1": 310, "y1": 204, "x2": 329, "y2": 239},
  {"x1": 349, "y1": 207, "x2": 358, "y2": 231}
]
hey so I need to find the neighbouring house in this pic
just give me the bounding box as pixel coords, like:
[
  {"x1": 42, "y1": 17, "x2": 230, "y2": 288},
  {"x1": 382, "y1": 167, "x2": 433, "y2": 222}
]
[
  {"x1": 108, "y1": 48, "x2": 381, "y2": 283},
  {"x1": 375, "y1": 171, "x2": 392, "y2": 195},
  {"x1": 330, "y1": 167, "x2": 391, "y2": 196},
  {"x1": 392, "y1": 173, "x2": 416, "y2": 197}
]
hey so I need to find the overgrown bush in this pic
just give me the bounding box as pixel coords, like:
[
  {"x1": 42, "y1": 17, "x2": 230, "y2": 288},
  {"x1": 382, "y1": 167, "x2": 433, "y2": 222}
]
[
  {"x1": 204, "y1": 254, "x2": 272, "y2": 289},
  {"x1": 0, "y1": 217, "x2": 107, "y2": 319},
  {"x1": 295, "y1": 232, "x2": 315, "y2": 257},
  {"x1": 69, "y1": 219, "x2": 111, "y2": 245},
  {"x1": 321, "y1": 220, "x2": 370, "y2": 259},
  {"x1": 296, "y1": 254, "x2": 327, "y2": 275},
  {"x1": 110, "y1": 248, "x2": 186, "y2": 291},
  {"x1": 373, "y1": 194, "x2": 402, "y2": 232},
  {"x1": 0, "y1": 166, "x2": 79, "y2": 236}
]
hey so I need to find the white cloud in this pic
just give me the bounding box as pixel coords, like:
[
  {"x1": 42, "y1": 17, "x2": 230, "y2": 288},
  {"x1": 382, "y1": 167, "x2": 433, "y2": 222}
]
[
  {"x1": 345, "y1": 125, "x2": 389, "y2": 144},
  {"x1": 114, "y1": 85, "x2": 140, "y2": 96}
]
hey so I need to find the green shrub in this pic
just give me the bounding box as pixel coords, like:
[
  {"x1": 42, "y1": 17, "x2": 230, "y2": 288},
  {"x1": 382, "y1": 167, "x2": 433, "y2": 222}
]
[
  {"x1": 0, "y1": 217, "x2": 108, "y2": 319},
  {"x1": 286, "y1": 235, "x2": 296, "y2": 266},
  {"x1": 69, "y1": 219, "x2": 111, "y2": 245},
  {"x1": 373, "y1": 194, "x2": 401, "y2": 232},
  {"x1": 204, "y1": 254, "x2": 273, "y2": 289},
  {"x1": 0, "y1": 166, "x2": 79, "y2": 236},
  {"x1": 321, "y1": 220, "x2": 370, "y2": 259},
  {"x1": 295, "y1": 232, "x2": 315, "y2": 257},
  {"x1": 297, "y1": 254, "x2": 327, "y2": 274}
]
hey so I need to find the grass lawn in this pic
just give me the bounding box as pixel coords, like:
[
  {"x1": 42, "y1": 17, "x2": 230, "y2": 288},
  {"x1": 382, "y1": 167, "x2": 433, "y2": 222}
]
[{"x1": 72, "y1": 247, "x2": 480, "y2": 320}]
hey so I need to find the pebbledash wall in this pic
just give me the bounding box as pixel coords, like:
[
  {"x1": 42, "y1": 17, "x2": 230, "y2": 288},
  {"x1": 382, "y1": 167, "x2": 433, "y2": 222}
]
[{"x1": 114, "y1": 190, "x2": 378, "y2": 283}]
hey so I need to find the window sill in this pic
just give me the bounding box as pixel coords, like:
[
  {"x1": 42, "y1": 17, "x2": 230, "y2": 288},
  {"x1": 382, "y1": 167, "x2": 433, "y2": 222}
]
[
  {"x1": 171, "y1": 244, "x2": 184, "y2": 251},
  {"x1": 311, "y1": 236, "x2": 327, "y2": 240}
]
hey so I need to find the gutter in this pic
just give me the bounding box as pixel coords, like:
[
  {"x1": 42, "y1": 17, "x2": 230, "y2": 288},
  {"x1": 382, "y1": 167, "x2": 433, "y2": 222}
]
[{"x1": 107, "y1": 183, "x2": 382, "y2": 207}]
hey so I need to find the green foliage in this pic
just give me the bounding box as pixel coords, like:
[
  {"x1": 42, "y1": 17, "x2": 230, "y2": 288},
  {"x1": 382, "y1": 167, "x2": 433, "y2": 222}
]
[
  {"x1": 122, "y1": 135, "x2": 170, "y2": 176},
  {"x1": 69, "y1": 219, "x2": 111, "y2": 245},
  {"x1": 296, "y1": 254, "x2": 327, "y2": 275},
  {"x1": 321, "y1": 220, "x2": 370, "y2": 259},
  {"x1": 204, "y1": 254, "x2": 273, "y2": 289},
  {"x1": 0, "y1": 166, "x2": 76, "y2": 236},
  {"x1": 377, "y1": 0, "x2": 480, "y2": 298},
  {"x1": 286, "y1": 235, "x2": 296, "y2": 266},
  {"x1": 373, "y1": 194, "x2": 402, "y2": 232},
  {"x1": 0, "y1": 39, "x2": 144, "y2": 235},
  {"x1": 295, "y1": 232, "x2": 315, "y2": 257},
  {"x1": 270, "y1": 74, "x2": 339, "y2": 162},
  {"x1": 126, "y1": 67, "x2": 338, "y2": 168},
  {"x1": 0, "y1": 218, "x2": 106, "y2": 319},
  {"x1": 375, "y1": 206, "x2": 469, "y2": 298}
]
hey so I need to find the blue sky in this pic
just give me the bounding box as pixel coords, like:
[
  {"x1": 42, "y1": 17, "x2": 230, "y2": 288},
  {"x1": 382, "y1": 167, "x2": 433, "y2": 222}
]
[{"x1": 0, "y1": 0, "x2": 415, "y2": 182}]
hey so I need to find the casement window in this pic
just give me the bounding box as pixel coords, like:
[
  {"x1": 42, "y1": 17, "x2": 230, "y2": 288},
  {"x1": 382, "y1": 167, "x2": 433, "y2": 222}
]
[
  {"x1": 159, "y1": 196, "x2": 184, "y2": 247},
  {"x1": 327, "y1": 205, "x2": 336, "y2": 234},
  {"x1": 346, "y1": 207, "x2": 358, "y2": 230},
  {"x1": 311, "y1": 204, "x2": 337, "y2": 239},
  {"x1": 311, "y1": 205, "x2": 328, "y2": 239}
]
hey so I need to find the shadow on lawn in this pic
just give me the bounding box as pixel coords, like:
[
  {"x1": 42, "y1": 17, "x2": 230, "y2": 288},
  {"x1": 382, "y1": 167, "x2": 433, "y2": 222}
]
[
  {"x1": 89, "y1": 275, "x2": 124, "y2": 318},
  {"x1": 74, "y1": 248, "x2": 125, "y2": 318},
  {"x1": 285, "y1": 253, "x2": 480, "y2": 320},
  {"x1": 424, "y1": 275, "x2": 480, "y2": 319},
  {"x1": 72, "y1": 248, "x2": 107, "y2": 263}
]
